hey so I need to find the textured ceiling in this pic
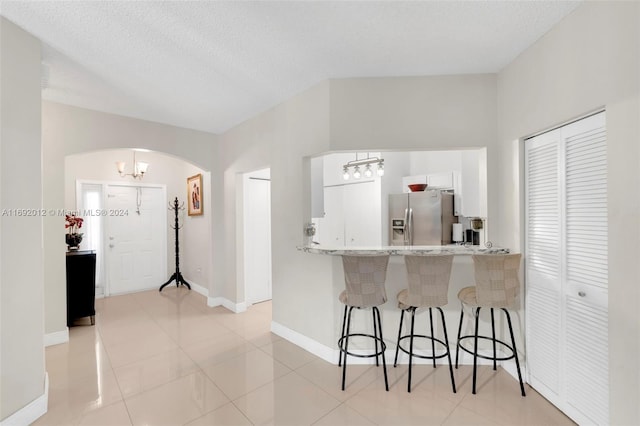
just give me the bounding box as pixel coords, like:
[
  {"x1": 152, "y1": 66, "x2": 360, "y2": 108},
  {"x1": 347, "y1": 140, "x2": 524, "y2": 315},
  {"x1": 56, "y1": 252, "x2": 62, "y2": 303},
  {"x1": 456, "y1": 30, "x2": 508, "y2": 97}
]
[{"x1": 0, "y1": 1, "x2": 581, "y2": 134}]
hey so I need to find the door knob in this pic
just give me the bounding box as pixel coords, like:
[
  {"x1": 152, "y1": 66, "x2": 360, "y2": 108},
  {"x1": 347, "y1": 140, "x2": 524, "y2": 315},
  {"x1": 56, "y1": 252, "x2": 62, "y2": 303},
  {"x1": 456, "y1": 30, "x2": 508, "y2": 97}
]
[
  {"x1": 578, "y1": 291, "x2": 586, "y2": 297},
  {"x1": 109, "y1": 244, "x2": 115, "y2": 248}
]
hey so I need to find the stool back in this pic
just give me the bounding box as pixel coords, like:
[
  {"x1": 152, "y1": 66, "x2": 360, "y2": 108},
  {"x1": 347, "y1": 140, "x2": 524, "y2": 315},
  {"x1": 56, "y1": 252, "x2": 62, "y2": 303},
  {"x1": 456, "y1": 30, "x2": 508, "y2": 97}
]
[
  {"x1": 341, "y1": 255, "x2": 390, "y2": 308},
  {"x1": 404, "y1": 254, "x2": 454, "y2": 308},
  {"x1": 472, "y1": 254, "x2": 522, "y2": 308}
]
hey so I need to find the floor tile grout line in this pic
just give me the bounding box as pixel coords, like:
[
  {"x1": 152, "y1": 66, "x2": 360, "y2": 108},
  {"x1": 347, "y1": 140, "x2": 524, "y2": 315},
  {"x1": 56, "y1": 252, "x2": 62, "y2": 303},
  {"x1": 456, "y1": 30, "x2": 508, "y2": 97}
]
[
  {"x1": 228, "y1": 369, "x2": 342, "y2": 425},
  {"x1": 94, "y1": 295, "x2": 137, "y2": 426}
]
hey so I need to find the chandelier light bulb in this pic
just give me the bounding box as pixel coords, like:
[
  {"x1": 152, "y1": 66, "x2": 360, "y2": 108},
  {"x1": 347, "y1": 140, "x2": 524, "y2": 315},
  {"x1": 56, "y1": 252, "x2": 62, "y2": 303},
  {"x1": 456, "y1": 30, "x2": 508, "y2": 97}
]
[
  {"x1": 343, "y1": 167, "x2": 350, "y2": 180},
  {"x1": 353, "y1": 165, "x2": 361, "y2": 179},
  {"x1": 377, "y1": 162, "x2": 385, "y2": 176},
  {"x1": 364, "y1": 164, "x2": 373, "y2": 178}
]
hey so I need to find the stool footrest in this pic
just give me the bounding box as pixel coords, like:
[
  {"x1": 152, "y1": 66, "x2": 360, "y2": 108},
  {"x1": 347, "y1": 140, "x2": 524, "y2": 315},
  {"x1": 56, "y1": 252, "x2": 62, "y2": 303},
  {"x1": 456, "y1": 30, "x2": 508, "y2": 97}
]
[
  {"x1": 338, "y1": 333, "x2": 386, "y2": 358},
  {"x1": 396, "y1": 335, "x2": 450, "y2": 360},
  {"x1": 457, "y1": 335, "x2": 516, "y2": 361}
]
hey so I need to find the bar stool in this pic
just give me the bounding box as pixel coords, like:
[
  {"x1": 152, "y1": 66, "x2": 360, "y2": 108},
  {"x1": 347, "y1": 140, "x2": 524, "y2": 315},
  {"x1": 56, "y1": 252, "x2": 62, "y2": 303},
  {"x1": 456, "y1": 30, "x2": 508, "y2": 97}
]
[
  {"x1": 338, "y1": 254, "x2": 390, "y2": 391},
  {"x1": 455, "y1": 253, "x2": 526, "y2": 396},
  {"x1": 393, "y1": 254, "x2": 456, "y2": 393}
]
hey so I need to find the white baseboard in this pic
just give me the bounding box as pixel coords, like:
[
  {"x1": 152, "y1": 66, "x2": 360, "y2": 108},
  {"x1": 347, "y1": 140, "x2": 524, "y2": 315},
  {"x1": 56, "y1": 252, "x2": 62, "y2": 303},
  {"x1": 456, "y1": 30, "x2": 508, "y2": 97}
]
[
  {"x1": 187, "y1": 280, "x2": 247, "y2": 314},
  {"x1": 0, "y1": 373, "x2": 48, "y2": 426},
  {"x1": 44, "y1": 328, "x2": 69, "y2": 347},
  {"x1": 271, "y1": 321, "x2": 336, "y2": 363},
  {"x1": 189, "y1": 281, "x2": 208, "y2": 297},
  {"x1": 207, "y1": 296, "x2": 247, "y2": 313},
  {"x1": 270, "y1": 320, "x2": 528, "y2": 382}
]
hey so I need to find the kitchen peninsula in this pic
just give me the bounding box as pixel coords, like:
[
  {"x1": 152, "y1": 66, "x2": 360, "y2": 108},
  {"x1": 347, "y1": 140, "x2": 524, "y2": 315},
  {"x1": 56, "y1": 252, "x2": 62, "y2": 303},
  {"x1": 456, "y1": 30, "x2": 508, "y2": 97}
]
[
  {"x1": 298, "y1": 244, "x2": 508, "y2": 256},
  {"x1": 288, "y1": 243, "x2": 515, "y2": 369}
]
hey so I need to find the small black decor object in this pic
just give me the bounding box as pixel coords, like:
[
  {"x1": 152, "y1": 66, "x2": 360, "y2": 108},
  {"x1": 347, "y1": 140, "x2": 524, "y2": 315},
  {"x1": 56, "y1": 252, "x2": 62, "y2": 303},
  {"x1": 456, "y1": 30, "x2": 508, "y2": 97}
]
[
  {"x1": 159, "y1": 197, "x2": 191, "y2": 292},
  {"x1": 65, "y1": 233, "x2": 83, "y2": 250}
]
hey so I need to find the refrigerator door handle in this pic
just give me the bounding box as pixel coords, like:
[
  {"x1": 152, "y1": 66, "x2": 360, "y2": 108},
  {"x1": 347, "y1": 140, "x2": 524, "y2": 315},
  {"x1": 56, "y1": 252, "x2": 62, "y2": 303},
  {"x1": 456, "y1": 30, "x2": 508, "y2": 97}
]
[
  {"x1": 403, "y1": 208, "x2": 409, "y2": 245},
  {"x1": 408, "y1": 208, "x2": 414, "y2": 246}
]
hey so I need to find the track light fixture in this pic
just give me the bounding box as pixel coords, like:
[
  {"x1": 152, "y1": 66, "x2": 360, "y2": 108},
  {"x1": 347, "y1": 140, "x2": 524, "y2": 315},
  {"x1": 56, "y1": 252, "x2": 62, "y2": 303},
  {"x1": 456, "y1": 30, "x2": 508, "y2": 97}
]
[{"x1": 342, "y1": 154, "x2": 384, "y2": 181}]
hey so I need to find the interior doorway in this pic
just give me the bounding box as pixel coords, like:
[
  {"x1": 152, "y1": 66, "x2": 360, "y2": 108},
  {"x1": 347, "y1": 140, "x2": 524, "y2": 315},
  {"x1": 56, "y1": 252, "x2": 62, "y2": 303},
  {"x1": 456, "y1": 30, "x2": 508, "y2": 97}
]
[{"x1": 242, "y1": 168, "x2": 272, "y2": 305}]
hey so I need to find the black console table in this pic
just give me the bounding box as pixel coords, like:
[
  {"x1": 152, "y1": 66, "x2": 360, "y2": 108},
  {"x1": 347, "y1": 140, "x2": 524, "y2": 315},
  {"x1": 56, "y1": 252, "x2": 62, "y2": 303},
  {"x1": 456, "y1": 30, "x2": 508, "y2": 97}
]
[{"x1": 66, "y1": 250, "x2": 96, "y2": 326}]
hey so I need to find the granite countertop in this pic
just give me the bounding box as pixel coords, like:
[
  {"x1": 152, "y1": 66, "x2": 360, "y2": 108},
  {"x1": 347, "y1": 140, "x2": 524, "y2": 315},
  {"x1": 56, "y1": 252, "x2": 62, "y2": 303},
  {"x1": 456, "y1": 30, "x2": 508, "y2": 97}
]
[{"x1": 297, "y1": 244, "x2": 509, "y2": 255}]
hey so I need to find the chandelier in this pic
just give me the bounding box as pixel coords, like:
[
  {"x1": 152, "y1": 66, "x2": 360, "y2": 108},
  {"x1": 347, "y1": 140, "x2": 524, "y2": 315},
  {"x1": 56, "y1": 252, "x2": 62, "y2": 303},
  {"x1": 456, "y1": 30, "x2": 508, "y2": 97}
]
[
  {"x1": 116, "y1": 150, "x2": 149, "y2": 180},
  {"x1": 342, "y1": 153, "x2": 384, "y2": 181}
]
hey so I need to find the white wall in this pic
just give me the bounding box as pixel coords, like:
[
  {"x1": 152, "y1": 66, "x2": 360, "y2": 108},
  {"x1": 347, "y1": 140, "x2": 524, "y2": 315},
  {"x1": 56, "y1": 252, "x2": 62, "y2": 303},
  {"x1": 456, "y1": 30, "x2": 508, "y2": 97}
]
[
  {"x1": 409, "y1": 150, "x2": 461, "y2": 175},
  {"x1": 496, "y1": 2, "x2": 640, "y2": 423},
  {"x1": 42, "y1": 102, "x2": 217, "y2": 338},
  {"x1": 0, "y1": 17, "x2": 46, "y2": 422},
  {"x1": 218, "y1": 81, "x2": 335, "y2": 342},
  {"x1": 64, "y1": 150, "x2": 211, "y2": 291}
]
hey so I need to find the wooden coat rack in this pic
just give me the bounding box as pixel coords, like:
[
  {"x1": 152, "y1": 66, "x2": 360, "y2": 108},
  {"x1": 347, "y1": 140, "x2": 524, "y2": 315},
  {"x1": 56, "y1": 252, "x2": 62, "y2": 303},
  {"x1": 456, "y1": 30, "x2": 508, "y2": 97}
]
[{"x1": 159, "y1": 197, "x2": 191, "y2": 292}]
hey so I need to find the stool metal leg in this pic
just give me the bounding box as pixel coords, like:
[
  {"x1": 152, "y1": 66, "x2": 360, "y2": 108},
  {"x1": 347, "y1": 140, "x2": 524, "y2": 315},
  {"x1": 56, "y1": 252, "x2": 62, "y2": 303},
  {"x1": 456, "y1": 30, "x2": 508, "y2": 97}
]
[
  {"x1": 472, "y1": 307, "x2": 481, "y2": 395},
  {"x1": 490, "y1": 308, "x2": 497, "y2": 370},
  {"x1": 373, "y1": 309, "x2": 380, "y2": 367},
  {"x1": 339, "y1": 305, "x2": 348, "y2": 367},
  {"x1": 341, "y1": 307, "x2": 354, "y2": 391},
  {"x1": 374, "y1": 307, "x2": 389, "y2": 391},
  {"x1": 429, "y1": 307, "x2": 436, "y2": 368},
  {"x1": 503, "y1": 308, "x2": 526, "y2": 397},
  {"x1": 408, "y1": 307, "x2": 416, "y2": 392},
  {"x1": 394, "y1": 309, "x2": 405, "y2": 367},
  {"x1": 455, "y1": 308, "x2": 464, "y2": 368},
  {"x1": 438, "y1": 307, "x2": 456, "y2": 393}
]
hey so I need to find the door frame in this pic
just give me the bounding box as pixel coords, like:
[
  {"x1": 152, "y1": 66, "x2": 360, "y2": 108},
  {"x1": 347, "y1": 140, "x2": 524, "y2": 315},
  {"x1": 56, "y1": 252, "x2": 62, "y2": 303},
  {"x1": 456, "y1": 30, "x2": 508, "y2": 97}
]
[{"x1": 76, "y1": 180, "x2": 167, "y2": 297}]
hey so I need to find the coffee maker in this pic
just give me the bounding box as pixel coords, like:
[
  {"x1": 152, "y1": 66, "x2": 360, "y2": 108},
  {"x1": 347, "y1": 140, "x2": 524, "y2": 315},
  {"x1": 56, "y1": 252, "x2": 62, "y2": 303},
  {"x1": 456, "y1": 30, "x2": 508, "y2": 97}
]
[{"x1": 465, "y1": 218, "x2": 483, "y2": 245}]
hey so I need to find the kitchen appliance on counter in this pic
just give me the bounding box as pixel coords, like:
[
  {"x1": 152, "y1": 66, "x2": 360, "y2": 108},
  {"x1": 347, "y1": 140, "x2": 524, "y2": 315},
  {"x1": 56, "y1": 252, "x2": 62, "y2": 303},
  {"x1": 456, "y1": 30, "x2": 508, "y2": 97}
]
[
  {"x1": 465, "y1": 229, "x2": 480, "y2": 245},
  {"x1": 465, "y1": 217, "x2": 484, "y2": 245},
  {"x1": 389, "y1": 190, "x2": 456, "y2": 245}
]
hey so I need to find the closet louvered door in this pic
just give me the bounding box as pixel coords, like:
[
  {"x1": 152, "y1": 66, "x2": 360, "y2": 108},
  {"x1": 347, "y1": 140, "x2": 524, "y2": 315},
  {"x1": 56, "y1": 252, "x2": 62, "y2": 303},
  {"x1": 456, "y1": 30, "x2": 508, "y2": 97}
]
[
  {"x1": 563, "y1": 113, "x2": 608, "y2": 425},
  {"x1": 525, "y1": 128, "x2": 563, "y2": 401},
  {"x1": 525, "y1": 111, "x2": 608, "y2": 426}
]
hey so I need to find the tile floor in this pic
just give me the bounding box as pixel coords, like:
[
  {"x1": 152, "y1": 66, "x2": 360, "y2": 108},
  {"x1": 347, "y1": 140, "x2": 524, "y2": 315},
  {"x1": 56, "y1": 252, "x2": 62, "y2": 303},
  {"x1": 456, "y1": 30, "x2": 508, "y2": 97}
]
[{"x1": 34, "y1": 287, "x2": 575, "y2": 425}]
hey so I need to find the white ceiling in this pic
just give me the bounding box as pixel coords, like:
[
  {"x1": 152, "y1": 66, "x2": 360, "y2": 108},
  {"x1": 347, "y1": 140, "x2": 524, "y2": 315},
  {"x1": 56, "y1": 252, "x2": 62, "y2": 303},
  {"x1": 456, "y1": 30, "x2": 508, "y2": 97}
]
[{"x1": 1, "y1": 1, "x2": 581, "y2": 134}]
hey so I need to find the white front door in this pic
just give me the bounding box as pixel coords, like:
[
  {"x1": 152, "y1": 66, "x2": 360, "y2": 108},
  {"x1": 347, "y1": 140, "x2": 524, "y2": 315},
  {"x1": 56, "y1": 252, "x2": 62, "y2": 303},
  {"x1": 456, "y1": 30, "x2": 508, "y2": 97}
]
[{"x1": 106, "y1": 185, "x2": 166, "y2": 295}]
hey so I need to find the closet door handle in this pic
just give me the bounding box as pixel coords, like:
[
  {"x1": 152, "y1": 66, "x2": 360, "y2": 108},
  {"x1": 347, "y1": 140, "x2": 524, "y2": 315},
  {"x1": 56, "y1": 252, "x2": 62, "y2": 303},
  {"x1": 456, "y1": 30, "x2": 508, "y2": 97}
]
[{"x1": 578, "y1": 291, "x2": 586, "y2": 297}]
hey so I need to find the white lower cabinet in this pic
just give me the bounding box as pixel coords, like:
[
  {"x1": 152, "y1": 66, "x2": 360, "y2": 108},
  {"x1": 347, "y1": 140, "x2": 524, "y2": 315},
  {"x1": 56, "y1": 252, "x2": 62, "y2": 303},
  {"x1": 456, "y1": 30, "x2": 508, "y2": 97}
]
[{"x1": 525, "y1": 111, "x2": 608, "y2": 425}]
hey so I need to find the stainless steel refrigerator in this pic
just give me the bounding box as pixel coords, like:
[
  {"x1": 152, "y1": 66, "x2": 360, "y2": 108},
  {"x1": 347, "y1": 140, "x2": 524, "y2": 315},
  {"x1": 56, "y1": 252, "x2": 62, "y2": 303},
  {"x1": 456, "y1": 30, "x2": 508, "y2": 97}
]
[{"x1": 389, "y1": 190, "x2": 456, "y2": 245}]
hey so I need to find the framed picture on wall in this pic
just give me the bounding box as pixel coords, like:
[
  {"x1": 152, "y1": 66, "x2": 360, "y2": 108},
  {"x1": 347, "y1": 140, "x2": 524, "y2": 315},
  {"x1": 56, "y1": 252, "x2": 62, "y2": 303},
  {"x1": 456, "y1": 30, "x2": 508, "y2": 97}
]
[{"x1": 187, "y1": 173, "x2": 203, "y2": 216}]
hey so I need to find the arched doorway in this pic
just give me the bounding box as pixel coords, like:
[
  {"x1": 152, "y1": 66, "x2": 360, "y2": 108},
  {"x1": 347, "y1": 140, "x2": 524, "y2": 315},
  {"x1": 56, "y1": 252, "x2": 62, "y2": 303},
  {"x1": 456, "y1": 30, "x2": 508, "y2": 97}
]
[{"x1": 66, "y1": 149, "x2": 212, "y2": 296}]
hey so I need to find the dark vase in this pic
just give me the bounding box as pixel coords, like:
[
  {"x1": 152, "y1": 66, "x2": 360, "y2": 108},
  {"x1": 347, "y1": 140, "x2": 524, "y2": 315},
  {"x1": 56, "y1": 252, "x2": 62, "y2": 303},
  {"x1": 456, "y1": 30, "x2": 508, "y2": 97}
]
[{"x1": 66, "y1": 233, "x2": 83, "y2": 250}]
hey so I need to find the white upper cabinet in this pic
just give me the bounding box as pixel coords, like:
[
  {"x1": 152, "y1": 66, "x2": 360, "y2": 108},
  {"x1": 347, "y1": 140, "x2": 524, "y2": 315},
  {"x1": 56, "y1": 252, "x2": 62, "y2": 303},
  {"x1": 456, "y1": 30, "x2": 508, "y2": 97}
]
[
  {"x1": 403, "y1": 172, "x2": 454, "y2": 191},
  {"x1": 426, "y1": 171, "x2": 454, "y2": 189},
  {"x1": 456, "y1": 148, "x2": 487, "y2": 218}
]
